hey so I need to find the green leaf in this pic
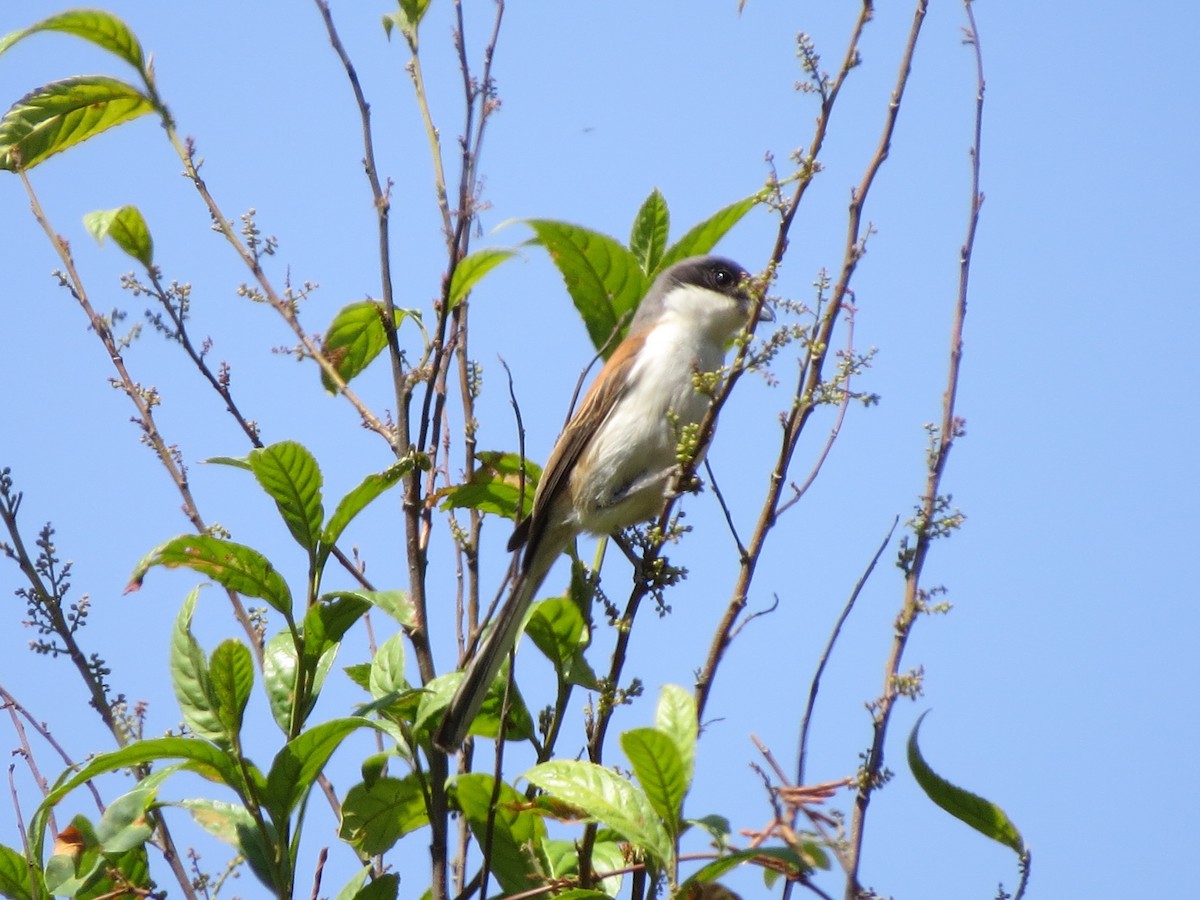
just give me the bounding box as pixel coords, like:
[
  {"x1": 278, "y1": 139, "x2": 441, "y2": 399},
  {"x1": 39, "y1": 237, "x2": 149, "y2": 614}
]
[
  {"x1": 452, "y1": 774, "x2": 547, "y2": 896},
  {"x1": 655, "y1": 684, "x2": 697, "y2": 787},
  {"x1": 541, "y1": 838, "x2": 625, "y2": 898},
  {"x1": 629, "y1": 189, "x2": 670, "y2": 275},
  {"x1": 340, "y1": 589, "x2": 415, "y2": 629},
  {"x1": 621, "y1": 728, "x2": 687, "y2": 835},
  {"x1": 448, "y1": 247, "x2": 516, "y2": 309},
  {"x1": 525, "y1": 596, "x2": 598, "y2": 689},
  {"x1": 658, "y1": 194, "x2": 758, "y2": 271},
  {"x1": 525, "y1": 760, "x2": 673, "y2": 869},
  {"x1": 176, "y1": 798, "x2": 277, "y2": 890},
  {"x1": 319, "y1": 301, "x2": 388, "y2": 393},
  {"x1": 128, "y1": 534, "x2": 293, "y2": 616},
  {"x1": 0, "y1": 76, "x2": 154, "y2": 171},
  {"x1": 82, "y1": 205, "x2": 153, "y2": 267},
  {"x1": 169, "y1": 588, "x2": 225, "y2": 745},
  {"x1": 338, "y1": 774, "x2": 427, "y2": 855},
  {"x1": 265, "y1": 718, "x2": 374, "y2": 821},
  {"x1": 95, "y1": 788, "x2": 155, "y2": 854},
  {"x1": 303, "y1": 592, "x2": 370, "y2": 662},
  {"x1": 209, "y1": 639, "x2": 254, "y2": 740},
  {"x1": 0, "y1": 10, "x2": 146, "y2": 71},
  {"x1": 262, "y1": 631, "x2": 300, "y2": 733},
  {"x1": 0, "y1": 842, "x2": 32, "y2": 900},
  {"x1": 524, "y1": 219, "x2": 647, "y2": 355},
  {"x1": 351, "y1": 873, "x2": 399, "y2": 900},
  {"x1": 417, "y1": 666, "x2": 534, "y2": 742},
  {"x1": 437, "y1": 451, "x2": 537, "y2": 519},
  {"x1": 907, "y1": 711, "x2": 1026, "y2": 855},
  {"x1": 248, "y1": 441, "x2": 324, "y2": 557},
  {"x1": 320, "y1": 458, "x2": 411, "y2": 566},
  {"x1": 368, "y1": 632, "x2": 408, "y2": 699}
]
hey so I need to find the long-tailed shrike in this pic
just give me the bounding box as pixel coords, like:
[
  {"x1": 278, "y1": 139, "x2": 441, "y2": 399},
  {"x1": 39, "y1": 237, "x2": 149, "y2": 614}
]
[{"x1": 434, "y1": 255, "x2": 771, "y2": 751}]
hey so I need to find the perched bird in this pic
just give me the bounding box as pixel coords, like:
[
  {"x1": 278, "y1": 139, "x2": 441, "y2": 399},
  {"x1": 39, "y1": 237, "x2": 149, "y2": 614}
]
[{"x1": 434, "y1": 255, "x2": 771, "y2": 751}]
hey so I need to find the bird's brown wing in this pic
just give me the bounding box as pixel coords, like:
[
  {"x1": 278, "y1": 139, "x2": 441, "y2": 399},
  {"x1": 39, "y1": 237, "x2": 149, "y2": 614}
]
[{"x1": 513, "y1": 331, "x2": 646, "y2": 564}]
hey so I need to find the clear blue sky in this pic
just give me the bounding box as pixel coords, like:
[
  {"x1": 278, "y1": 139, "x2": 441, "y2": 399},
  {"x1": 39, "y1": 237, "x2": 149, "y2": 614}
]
[{"x1": 1, "y1": 2, "x2": 1195, "y2": 898}]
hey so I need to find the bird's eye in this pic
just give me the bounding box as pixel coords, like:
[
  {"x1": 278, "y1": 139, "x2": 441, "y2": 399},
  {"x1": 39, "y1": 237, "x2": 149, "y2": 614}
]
[{"x1": 714, "y1": 267, "x2": 733, "y2": 287}]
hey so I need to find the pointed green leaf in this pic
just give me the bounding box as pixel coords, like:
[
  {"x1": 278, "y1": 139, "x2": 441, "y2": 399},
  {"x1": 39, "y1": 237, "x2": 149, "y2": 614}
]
[
  {"x1": 525, "y1": 596, "x2": 597, "y2": 688},
  {"x1": 82, "y1": 205, "x2": 153, "y2": 267},
  {"x1": 304, "y1": 592, "x2": 370, "y2": 662},
  {"x1": 0, "y1": 10, "x2": 146, "y2": 71},
  {"x1": 128, "y1": 534, "x2": 293, "y2": 616},
  {"x1": 659, "y1": 194, "x2": 758, "y2": 271},
  {"x1": 209, "y1": 639, "x2": 253, "y2": 740},
  {"x1": 621, "y1": 728, "x2": 687, "y2": 834},
  {"x1": 368, "y1": 632, "x2": 408, "y2": 699},
  {"x1": 448, "y1": 247, "x2": 516, "y2": 309},
  {"x1": 452, "y1": 774, "x2": 547, "y2": 896},
  {"x1": 320, "y1": 458, "x2": 411, "y2": 564},
  {"x1": 265, "y1": 718, "x2": 375, "y2": 821},
  {"x1": 629, "y1": 189, "x2": 670, "y2": 275},
  {"x1": 95, "y1": 788, "x2": 155, "y2": 853},
  {"x1": 541, "y1": 839, "x2": 625, "y2": 899},
  {"x1": 248, "y1": 441, "x2": 324, "y2": 557},
  {"x1": 525, "y1": 219, "x2": 647, "y2": 354},
  {"x1": 0, "y1": 842, "x2": 32, "y2": 900},
  {"x1": 908, "y1": 711, "x2": 1025, "y2": 855},
  {"x1": 415, "y1": 670, "x2": 533, "y2": 742},
  {"x1": 169, "y1": 588, "x2": 226, "y2": 745},
  {"x1": 338, "y1": 774, "x2": 427, "y2": 855},
  {"x1": 437, "y1": 451, "x2": 537, "y2": 519},
  {"x1": 203, "y1": 454, "x2": 252, "y2": 470},
  {"x1": 335, "y1": 589, "x2": 415, "y2": 629},
  {"x1": 175, "y1": 798, "x2": 277, "y2": 890},
  {"x1": 319, "y1": 300, "x2": 388, "y2": 393},
  {"x1": 262, "y1": 631, "x2": 300, "y2": 733},
  {"x1": 0, "y1": 76, "x2": 154, "y2": 171},
  {"x1": 525, "y1": 760, "x2": 673, "y2": 868},
  {"x1": 655, "y1": 684, "x2": 697, "y2": 787},
  {"x1": 351, "y1": 873, "x2": 399, "y2": 900}
]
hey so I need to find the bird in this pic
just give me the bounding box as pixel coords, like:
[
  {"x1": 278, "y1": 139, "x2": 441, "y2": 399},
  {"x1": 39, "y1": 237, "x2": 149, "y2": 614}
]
[{"x1": 434, "y1": 255, "x2": 772, "y2": 752}]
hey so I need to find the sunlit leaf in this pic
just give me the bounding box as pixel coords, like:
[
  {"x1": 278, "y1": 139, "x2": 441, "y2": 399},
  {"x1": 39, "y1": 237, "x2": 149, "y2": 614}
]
[
  {"x1": 525, "y1": 219, "x2": 647, "y2": 355},
  {"x1": 0, "y1": 10, "x2": 146, "y2": 72},
  {"x1": 452, "y1": 774, "x2": 547, "y2": 896},
  {"x1": 907, "y1": 711, "x2": 1026, "y2": 855},
  {"x1": 525, "y1": 760, "x2": 673, "y2": 869},
  {"x1": 658, "y1": 194, "x2": 758, "y2": 271},
  {"x1": 0, "y1": 76, "x2": 153, "y2": 171},
  {"x1": 0, "y1": 842, "x2": 32, "y2": 900},
  {"x1": 525, "y1": 596, "x2": 597, "y2": 689},
  {"x1": 264, "y1": 718, "x2": 374, "y2": 821},
  {"x1": 655, "y1": 684, "x2": 697, "y2": 787},
  {"x1": 262, "y1": 631, "x2": 299, "y2": 733},
  {"x1": 436, "y1": 451, "x2": 537, "y2": 519},
  {"x1": 621, "y1": 728, "x2": 686, "y2": 834},
  {"x1": 319, "y1": 301, "x2": 390, "y2": 393},
  {"x1": 175, "y1": 798, "x2": 277, "y2": 891},
  {"x1": 338, "y1": 774, "x2": 427, "y2": 855},
  {"x1": 248, "y1": 441, "x2": 324, "y2": 557},
  {"x1": 82, "y1": 205, "x2": 153, "y2": 267},
  {"x1": 448, "y1": 247, "x2": 516, "y2": 309},
  {"x1": 368, "y1": 632, "x2": 407, "y2": 699},
  {"x1": 629, "y1": 188, "x2": 670, "y2": 275},
  {"x1": 320, "y1": 458, "x2": 411, "y2": 566},
  {"x1": 209, "y1": 639, "x2": 253, "y2": 740},
  {"x1": 351, "y1": 873, "x2": 399, "y2": 900},
  {"x1": 169, "y1": 588, "x2": 225, "y2": 745},
  {"x1": 94, "y1": 788, "x2": 154, "y2": 853},
  {"x1": 331, "y1": 589, "x2": 415, "y2": 629},
  {"x1": 303, "y1": 592, "x2": 370, "y2": 663},
  {"x1": 128, "y1": 534, "x2": 292, "y2": 616}
]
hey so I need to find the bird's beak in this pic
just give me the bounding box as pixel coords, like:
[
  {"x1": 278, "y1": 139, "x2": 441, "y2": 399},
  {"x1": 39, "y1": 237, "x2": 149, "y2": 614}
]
[{"x1": 756, "y1": 301, "x2": 775, "y2": 323}]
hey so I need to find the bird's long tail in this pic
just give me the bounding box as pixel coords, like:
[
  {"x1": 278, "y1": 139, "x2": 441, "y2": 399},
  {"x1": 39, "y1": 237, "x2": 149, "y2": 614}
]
[{"x1": 434, "y1": 541, "x2": 559, "y2": 752}]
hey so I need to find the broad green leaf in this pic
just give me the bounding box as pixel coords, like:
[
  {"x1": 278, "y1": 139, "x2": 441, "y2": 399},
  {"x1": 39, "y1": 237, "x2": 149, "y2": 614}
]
[
  {"x1": 0, "y1": 76, "x2": 153, "y2": 171},
  {"x1": 352, "y1": 873, "x2": 399, "y2": 900},
  {"x1": 452, "y1": 774, "x2": 547, "y2": 896},
  {"x1": 265, "y1": 717, "x2": 374, "y2": 821},
  {"x1": 437, "y1": 451, "x2": 537, "y2": 519},
  {"x1": 907, "y1": 712, "x2": 1026, "y2": 855},
  {"x1": 525, "y1": 760, "x2": 673, "y2": 868},
  {"x1": 655, "y1": 684, "x2": 697, "y2": 787},
  {"x1": 303, "y1": 592, "x2": 370, "y2": 662},
  {"x1": 414, "y1": 670, "x2": 533, "y2": 742},
  {"x1": 344, "y1": 662, "x2": 372, "y2": 692},
  {"x1": 95, "y1": 788, "x2": 154, "y2": 853},
  {"x1": 320, "y1": 301, "x2": 388, "y2": 393},
  {"x1": 82, "y1": 205, "x2": 153, "y2": 267},
  {"x1": 621, "y1": 728, "x2": 687, "y2": 834},
  {"x1": 658, "y1": 194, "x2": 758, "y2": 271},
  {"x1": 448, "y1": 247, "x2": 516, "y2": 309},
  {"x1": 682, "y1": 845, "x2": 828, "y2": 892},
  {"x1": 629, "y1": 189, "x2": 670, "y2": 275},
  {"x1": 0, "y1": 10, "x2": 145, "y2": 71},
  {"x1": 368, "y1": 632, "x2": 408, "y2": 699},
  {"x1": 175, "y1": 798, "x2": 277, "y2": 890},
  {"x1": 525, "y1": 596, "x2": 598, "y2": 689},
  {"x1": 320, "y1": 458, "x2": 411, "y2": 565},
  {"x1": 0, "y1": 842, "x2": 31, "y2": 900},
  {"x1": 342, "y1": 589, "x2": 415, "y2": 629},
  {"x1": 262, "y1": 631, "x2": 300, "y2": 733},
  {"x1": 541, "y1": 838, "x2": 625, "y2": 898},
  {"x1": 332, "y1": 865, "x2": 371, "y2": 900},
  {"x1": 525, "y1": 219, "x2": 647, "y2": 355},
  {"x1": 338, "y1": 774, "x2": 427, "y2": 855},
  {"x1": 170, "y1": 588, "x2": 225, "y2": 745},
  {"x1": 209, "y1": 639, "x2": 254, "y2": 740},
  {"x1": 203, "y1": 454, "x2": 252, "y2": 470},
  {"x1": 128, "y1": 534, "x2": 293, "y2": 616},
  {"x1": 248, "y1": 441, "x2": 324, "y2": 556}
]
